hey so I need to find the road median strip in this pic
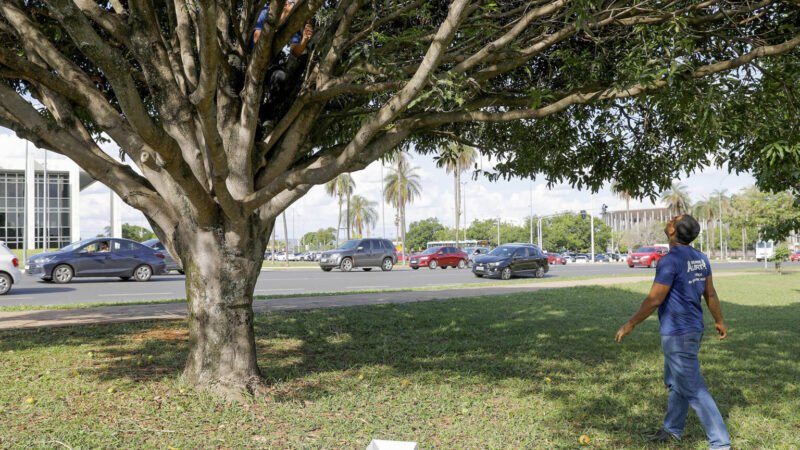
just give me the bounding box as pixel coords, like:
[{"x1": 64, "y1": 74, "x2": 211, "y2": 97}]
[{"x1": 0, "y1": 272, "x2": 759, "y2": 330}]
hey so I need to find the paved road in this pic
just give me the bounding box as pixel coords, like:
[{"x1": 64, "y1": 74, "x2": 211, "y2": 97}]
[{"x1": 3, "y1": 261, "x2": 766, "y2": 307}]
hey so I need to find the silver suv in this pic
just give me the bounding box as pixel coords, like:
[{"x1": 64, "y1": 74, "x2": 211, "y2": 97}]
[{"x1": 319, "y1": 239, "x2": 397, "y2": 272}]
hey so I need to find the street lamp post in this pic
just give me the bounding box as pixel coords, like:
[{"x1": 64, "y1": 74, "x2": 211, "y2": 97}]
[
  {"x1": 496, "y1": 218, "x2": 500, "y2": 245},
  {"x1": 589, "y1": 197, "x2": 595, "y2": 263},
  {"x1": 381, "y1": 162, "x2": 386, "y2": 238},
  {"x1": 529, "y1": 182, "x2": 534, "y2": 244},
  {"x1": 718, "y1": 192, "x2": 724, "y2": 260}
]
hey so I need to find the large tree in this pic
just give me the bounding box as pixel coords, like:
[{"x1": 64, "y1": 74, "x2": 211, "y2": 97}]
[{"x1": 1, "y1": 1, "x2": 798, "y2": 396}]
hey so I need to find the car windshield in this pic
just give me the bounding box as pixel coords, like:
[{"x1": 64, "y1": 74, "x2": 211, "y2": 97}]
[
  {"x1": 60, "y1": 239, "x2": 94, "y2": 252},
  {"x1": 489, "y1": 246, "x2": 517, "y2": 257},
  {"x1": 336, "y1": 240, "x2": 360, "y2": 250},
  {"x1": 422, "y1": 247, "x2": 441, "y2": 255},
  {"x1": 635, "y1": 246, "x2": 656, "y2": 253}
]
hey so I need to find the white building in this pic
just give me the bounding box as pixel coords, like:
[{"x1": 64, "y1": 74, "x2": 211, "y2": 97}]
[{"x1": 0, "y1": 156, "x2": 95, "y2": 249}]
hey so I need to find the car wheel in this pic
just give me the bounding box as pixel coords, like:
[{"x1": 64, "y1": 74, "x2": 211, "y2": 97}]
[
  {"x1": 411, "y1": 266, "x2": 419, "y2": 270},
  {"x1": 457, "y1": 259, "x2": 466, "y2": 269},
  {"x1": 133, "y1": 265, "x2": 153, "y2": 282},
  {"x1": 381, "y1": 258, "x2": 394, "y2": 272},
  {"x1": 428, "y1": 260, "x2": 438, "y2": 269},
  {"x1": 474, "y1": 273, "x2": 483, "y2": 278},
  {"x1": 362, "y1": 268, "x2": 373, "y2": 272},
  {"x1": 628, "y1": 264, "x2": 634, "y2": 268},
  {"x1": 177, "y1": 270, "x2": 185, "y2": 275},
  {"x1": 321, "y1": 267, "x2": 333, "y2": 272},
  {"x1": 340, "y1": 257, "x2": 353, "y2": 272},
  {"x1": 535, "y1": 267, "x2": 545, "y2": 278},
  {"x1": 440, "y1": 265, "x2": 447, "y2": 270},
  {"x1": 0, "y1": 273, "x2": 12, "y2": 295},
  {"x1": 119, "y1": 276, "x2": 131, "y2": 281},
  {"x1": 500, "y1": 267, "x2": 512, "y2": 280},
  {"x1": 53, "y1": 264, "x2": 74, "y2": 284}
]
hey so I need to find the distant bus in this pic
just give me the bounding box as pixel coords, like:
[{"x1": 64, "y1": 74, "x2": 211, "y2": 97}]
[
  {"x1": 756, "y1": 240, "x2": 774, "y2": 261},
  {"x1": 426, "y1": 239, "x2": 491, "y2": 249}
]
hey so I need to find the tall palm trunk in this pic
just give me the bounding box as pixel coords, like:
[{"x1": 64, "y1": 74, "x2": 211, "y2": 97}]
[
  {"x1": 625, "y1": 198, "x2": 631, "y2": 231},
  {"x1": 336, "y1": 194, "x2": 343, "y2": 245},
  {"x1": 347, "y1": 192, "x2": 352, "y2": 240}
]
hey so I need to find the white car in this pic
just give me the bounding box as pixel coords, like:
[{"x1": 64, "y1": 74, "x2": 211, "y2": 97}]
[
  {"x1": 574, "y1": 255, "x2": 589, "y2": 263},
  {"x1": 0, "y1": 242, "x2": 23, "y2": 295}
]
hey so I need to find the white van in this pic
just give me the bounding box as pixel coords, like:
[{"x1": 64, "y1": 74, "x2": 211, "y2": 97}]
[
  {"x1": 755, "y1": 240, "x2": 775, "y2": 261},
  {"x1": 0, "y1": 242, "x2": 23, "y2": 295}
]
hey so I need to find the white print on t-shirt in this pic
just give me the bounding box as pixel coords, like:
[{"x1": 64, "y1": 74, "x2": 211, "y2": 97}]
[{"x1": 687, "y1": 259, "x2": 707, "y2": 272}]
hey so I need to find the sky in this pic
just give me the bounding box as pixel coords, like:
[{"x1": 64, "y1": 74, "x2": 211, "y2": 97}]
[{"x1": 0, "y1": 129, "x2": 756, "y2": 241}]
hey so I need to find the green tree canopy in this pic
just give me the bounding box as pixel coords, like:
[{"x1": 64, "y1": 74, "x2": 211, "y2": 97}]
[
  {"x1": 300, "y1": 227, "x2": 337, "y2": 250},
  {"x1": 405, "y1": 218, "x2": 446, "y2": 252}
]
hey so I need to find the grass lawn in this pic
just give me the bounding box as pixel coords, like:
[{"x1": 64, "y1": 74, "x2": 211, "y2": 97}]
[{"x1": 0, "y1": 274, "x2": 797, "y2": 448}]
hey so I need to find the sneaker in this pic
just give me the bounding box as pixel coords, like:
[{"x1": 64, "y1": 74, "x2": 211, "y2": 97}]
[{"x1": 648, "y1": 428, "x2": 681, "y2": 443}]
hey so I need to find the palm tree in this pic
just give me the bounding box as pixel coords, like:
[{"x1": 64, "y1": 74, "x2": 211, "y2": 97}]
[
  {"x1": 349, "y1": 195, "x2": 378, "y2": 237},
  {"x1": 435, "y1": 143, "x2": 477, "y2": 247},
  {"x1": 325, "y1": 174, "x2": 356, "y2": 243},
  {"x1": 692, "y1": 198, "x2": 717, "y2": 257},
  {"x1": 611, "y1": 182, "x2": 632, "y2": 231},
  {"x1": 384, "y1": 153, "x2": 422, "y2": 262},
  {"x1": 710, "y1": 189, "x2": 731, "y2": 259},
  {"x1": 661, "y1": 182, "x2": 692, "y2": 216}
]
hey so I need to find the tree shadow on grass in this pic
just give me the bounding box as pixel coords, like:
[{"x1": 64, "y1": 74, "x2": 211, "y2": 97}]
[{"x1": 0, "y1": 284, "x2": 797, "y2": 446}]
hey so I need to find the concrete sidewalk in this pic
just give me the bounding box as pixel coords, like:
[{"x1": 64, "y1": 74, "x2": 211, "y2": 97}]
[{"x1": 0, "y1": 272, "x2": 755, "y2": 330}]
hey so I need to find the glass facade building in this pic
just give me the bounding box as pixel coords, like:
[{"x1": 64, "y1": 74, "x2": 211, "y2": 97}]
[
  {"x1": 0, "y1": 172, "x2": 25, "y2": 249},
  {"x1": 0, "y1": 169, "x2": 78, "y2": 250}
]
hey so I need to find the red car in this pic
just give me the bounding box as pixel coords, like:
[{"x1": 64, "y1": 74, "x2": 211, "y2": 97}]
[
  {"x1": 409, "y1": 246, "x2": 469, "y2": 270},
  {"x1": 547, "y1": 253, "x2": 566, "y2": 265},
  {"x1": 627, "y1": 245, "x2": 669, "y2": 268},
  {"x1": 790, "y1": 251, "x2": 800, "y2": 262}
]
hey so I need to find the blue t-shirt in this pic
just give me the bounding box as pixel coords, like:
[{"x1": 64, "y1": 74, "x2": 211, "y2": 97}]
[
  {"x1": 654, "y1": 245, "x2": 711, "y2": 336},
  {"x1": 253, "y1": 6, "x2": 302, "y2": 48}
]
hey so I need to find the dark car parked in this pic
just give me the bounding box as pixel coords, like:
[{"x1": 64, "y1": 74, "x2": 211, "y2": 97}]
[
  {"x1": 472, "y1": 243, "x2": 549, "y2": 280},
  {"x1": 319, "y1": 238, "x2": 397, "y2": 272},
  {"x1": 26, "y1": 238, "x2": 168, "y2": 283},
  {"x1": 409, "y1": 246, "x2": 469, "y2": 270},
  {"x1": 142, "y1": 239, "x2": 183, "y2": 273}
]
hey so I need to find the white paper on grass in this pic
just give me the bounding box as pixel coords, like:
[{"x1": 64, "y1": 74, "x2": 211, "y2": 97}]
[{"x1": 366, "y1": 439, "x2": 419, "y2": 450}]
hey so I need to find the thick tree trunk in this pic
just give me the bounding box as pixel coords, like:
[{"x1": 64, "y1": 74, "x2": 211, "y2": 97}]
[{"x1": 181, "y1": 219, "x2": 268, "y2": 398}]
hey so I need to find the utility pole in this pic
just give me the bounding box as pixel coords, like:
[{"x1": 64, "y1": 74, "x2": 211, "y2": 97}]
[
  {"x1": 589, "y1": 198, "x2": 595, "y2": 263},
  {"x1": 529, "y1": 182, "x2": 534, "y2": 244},
  {"x1": 381, "y1": 163, "x2": 386, "y2": 238},
  {"x1": 496, "y1": 218, "x2": 500, "y2": 245},
  {"x1": 718, "y1": 193, "x2": 724, "y2": 260},
  {"x1": 23, "y1": 140, "x2": 28, "y2": 264},
  {"x1": 537, "y1": 217, "x2": 543, "y2": 249},
  {"x1": 43, "y1": 149, "x2": 48, "y2": 250}
]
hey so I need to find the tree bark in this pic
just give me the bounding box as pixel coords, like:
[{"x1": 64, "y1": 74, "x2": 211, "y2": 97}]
[{"x1": 181, "y1": 219, "x2": 269, "y2": 398}]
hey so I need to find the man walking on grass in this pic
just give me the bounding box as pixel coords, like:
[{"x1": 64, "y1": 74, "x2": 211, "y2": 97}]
[{"x1": 615, "y1": 214, "x2": 731, "y2": 450}]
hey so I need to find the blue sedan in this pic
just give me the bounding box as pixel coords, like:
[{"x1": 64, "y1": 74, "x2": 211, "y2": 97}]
[{"x1": 25, "y1": 238, "x2": 168, "y2": 283}]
